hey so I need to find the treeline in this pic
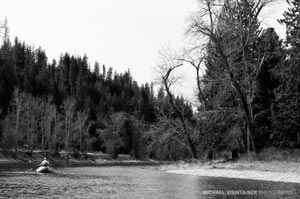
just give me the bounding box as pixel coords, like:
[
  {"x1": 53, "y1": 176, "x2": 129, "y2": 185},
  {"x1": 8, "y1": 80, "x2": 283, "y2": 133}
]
[
  {"x1": 0, "y1": 36, "x2": 194, "y2": 160},
  {"x1": 1, "y1": 0, "x2": 300, "y2": 161}
]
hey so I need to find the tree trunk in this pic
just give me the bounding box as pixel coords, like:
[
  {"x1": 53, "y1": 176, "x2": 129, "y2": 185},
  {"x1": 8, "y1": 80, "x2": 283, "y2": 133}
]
[
  {"x1": 186, "y1": 134, "x2": 197, "y2": 159},
  {"x1": 231, "y1": 149, "x2": 239, "y2": 160},
  {"x1": 79, "y1": 125, "x2": 82, "y2": 152},
  {"x1": 207, "y1": 150, "x2": 213, "y2": 161},
  {"x1": 164, "y1": 79, "x2": 197, "y2": 158},
  {"x1": 65, "y1": 114, "x2": 69, "y2": 151},
  {"x1": 246, "y1": 95, "x2": 257, "y2": 154},
  {"x1": 15, "y1": 107, "x2": 20, "y2": 156},
  {"x1": 53, "y1": 114, "x2": 57, "y2": 153},
  {"x1": 27, "y1": 110, "x2": 30, "y2": 153},
  {"x1": 246, "y1": 124, "x2": 250, "y2": 155},
  {"x1": 48, "y1": 121, "x2": 52, "y2": 154},
  {"x1": 41, "y1": 129, "x2": 44, "y2": 151}
]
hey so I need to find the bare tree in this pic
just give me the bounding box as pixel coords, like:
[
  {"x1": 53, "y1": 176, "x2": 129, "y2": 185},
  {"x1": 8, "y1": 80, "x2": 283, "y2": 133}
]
[
  {"x1": 156, "y1": 47, "x2": 198, "y2": 158},
  {"x1": 75, "y1": 109, "x2": 89, "y2": 152},
  {"x1": 39, "y1": 96, "x2": 56, "y2": 152},
  {"x1": 63, "y1": 98, "x2": 76, "y2": 152},
  {"x1": 179, "y1": 46, "x2": 208, "y2": 109},
  {"x1": 52, "y1": 111, "x2": 64, "y2": 152},
  {"x1": 12, "y1": 88, "x2": 27, "y2": 155},
  {"x1": 0, "y1": 17, "x2": 9, "y2": 42},
  {"x1": 24, "y1": 94, "x2": 37, "y2": 153},
  {"x1": 187, "y1": 0, "x2": 274, "y2": 154}
]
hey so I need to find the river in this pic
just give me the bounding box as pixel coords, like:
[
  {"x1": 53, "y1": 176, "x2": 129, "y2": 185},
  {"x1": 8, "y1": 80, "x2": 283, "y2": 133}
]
[{"x1": 0, "y1": 165, "x2": 299, "y2": 198}]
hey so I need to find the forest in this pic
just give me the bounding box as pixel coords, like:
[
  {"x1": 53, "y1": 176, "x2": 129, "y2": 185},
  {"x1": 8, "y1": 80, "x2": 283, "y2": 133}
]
[{"x1": 0, "y1": 0, "x2": 300, "y2": 161}]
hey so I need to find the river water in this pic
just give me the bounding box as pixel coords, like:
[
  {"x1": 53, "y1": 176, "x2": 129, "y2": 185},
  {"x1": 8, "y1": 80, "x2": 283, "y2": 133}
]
[{"x1": 0, "y1": 165, "x2": 299, "y2": 198}]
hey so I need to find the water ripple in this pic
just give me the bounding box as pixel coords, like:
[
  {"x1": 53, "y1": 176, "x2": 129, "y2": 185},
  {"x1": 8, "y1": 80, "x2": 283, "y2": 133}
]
[{"x1": 0, "y1": 166, "x2": 299, "y2": 198}]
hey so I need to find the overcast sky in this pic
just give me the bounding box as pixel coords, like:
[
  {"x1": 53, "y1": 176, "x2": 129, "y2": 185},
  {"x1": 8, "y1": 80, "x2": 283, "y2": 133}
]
[{"x1": 0, "y1": 0, "x2": 288, "y2": 99}]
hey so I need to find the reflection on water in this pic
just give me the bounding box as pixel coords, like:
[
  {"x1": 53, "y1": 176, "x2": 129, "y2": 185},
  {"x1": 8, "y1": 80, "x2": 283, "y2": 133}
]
[{"x1": 0, "y1": 166, "x2": 299, "y2": 198}]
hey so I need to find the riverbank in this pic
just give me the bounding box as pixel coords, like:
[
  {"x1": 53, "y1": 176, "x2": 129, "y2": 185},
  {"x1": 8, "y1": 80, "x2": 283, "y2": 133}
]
[
  {"x1": 162, "y1": 160, "x2": 300, "y2": 183},
  {"x1": 0, "y1": 149, "x2": 162, "y2": 170},
  {"x1": 3, "y1": 149, "x2": 300, "y2": 184}
]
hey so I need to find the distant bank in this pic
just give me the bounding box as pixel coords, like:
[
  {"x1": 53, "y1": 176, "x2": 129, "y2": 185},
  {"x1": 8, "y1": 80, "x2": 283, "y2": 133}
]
[{"x1": 0, "y1": 149, "x2": 164, "y2": 171}]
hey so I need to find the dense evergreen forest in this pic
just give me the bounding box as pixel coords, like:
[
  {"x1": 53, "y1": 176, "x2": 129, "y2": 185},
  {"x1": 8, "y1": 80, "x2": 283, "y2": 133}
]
[{"x1": 1, "y1": 0, "x2": 300, "y2": 160}]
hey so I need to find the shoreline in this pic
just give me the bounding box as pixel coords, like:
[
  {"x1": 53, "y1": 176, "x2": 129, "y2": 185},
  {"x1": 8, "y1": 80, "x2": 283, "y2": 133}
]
[
  {"x1": 167, "y1": 168, "x2": 300, "y2": 183},
  {"x1": 163, "y1": 160, "x2": 300, "y2": 183},
  {"x1": 0, "y1": 150, "x2": 164, "y2": 171},
  {"x1": 2, "y1": 149, "x2": 300, "y2": 184}
]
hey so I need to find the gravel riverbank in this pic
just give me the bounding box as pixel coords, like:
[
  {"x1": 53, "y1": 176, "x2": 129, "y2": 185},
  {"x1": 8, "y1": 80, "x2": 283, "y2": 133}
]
[{"x1": 163, "y1": 160, "x2": 300, "y2": 183}]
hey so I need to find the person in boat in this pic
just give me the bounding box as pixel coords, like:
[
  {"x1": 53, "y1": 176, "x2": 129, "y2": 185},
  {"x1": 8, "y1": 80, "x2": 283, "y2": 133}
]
[
  {"x1": 39, "y1": 157, "x2": 52, "y2": 167},
  {"x1": 37, "y1": 157, "x2": 55, "y2": 173}
]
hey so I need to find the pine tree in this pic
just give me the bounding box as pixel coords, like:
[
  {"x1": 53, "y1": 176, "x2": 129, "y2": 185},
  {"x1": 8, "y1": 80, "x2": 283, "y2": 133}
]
[
  {"x1": 272, "y1": 0, "x2": 300, "y2": 148},
  {"x1": 253, "y1": 28, "x2": 283, "y2": 150},
  {"x1": 36, "y1": 47, "x2": 49, "y2": 95},
  {"x1": 69, "y1": 56, "x2": 79, "y2": 97},
  {"x1": 94, "y1": 62, "x2": 100, "y2": 78},
  {"x1": 0, "y1": 37, "x2": 18, "y2": 115},
  {"x1": 279, "y1": 0, "x2": 300, "y2": 51},
  {"x1": 58, "y1": 53, "x2": 71, "y2": 97},
  {"x1": 76, "y1": 56, "x2": 89, "y2": 110}
]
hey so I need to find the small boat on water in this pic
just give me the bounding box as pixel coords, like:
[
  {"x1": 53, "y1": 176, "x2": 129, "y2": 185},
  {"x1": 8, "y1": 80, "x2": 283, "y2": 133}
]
[
  {"x1": 36, "y1": 157, "x2": 56, "y2": 173},
  {"x1": 36, "y1": 166, "x2": 54, "y2": 173}
]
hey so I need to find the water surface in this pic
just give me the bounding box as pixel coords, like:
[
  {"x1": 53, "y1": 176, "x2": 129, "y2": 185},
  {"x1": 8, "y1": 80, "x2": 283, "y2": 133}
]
[{"x1": 0, "y1": 166, "x2": 299, "y2": 198}]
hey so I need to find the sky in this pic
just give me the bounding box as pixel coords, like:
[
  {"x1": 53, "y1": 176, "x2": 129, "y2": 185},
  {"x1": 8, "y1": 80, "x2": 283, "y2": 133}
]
[{"x1": 0, "y1": 0, "x2": 288, "y2": 100}]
